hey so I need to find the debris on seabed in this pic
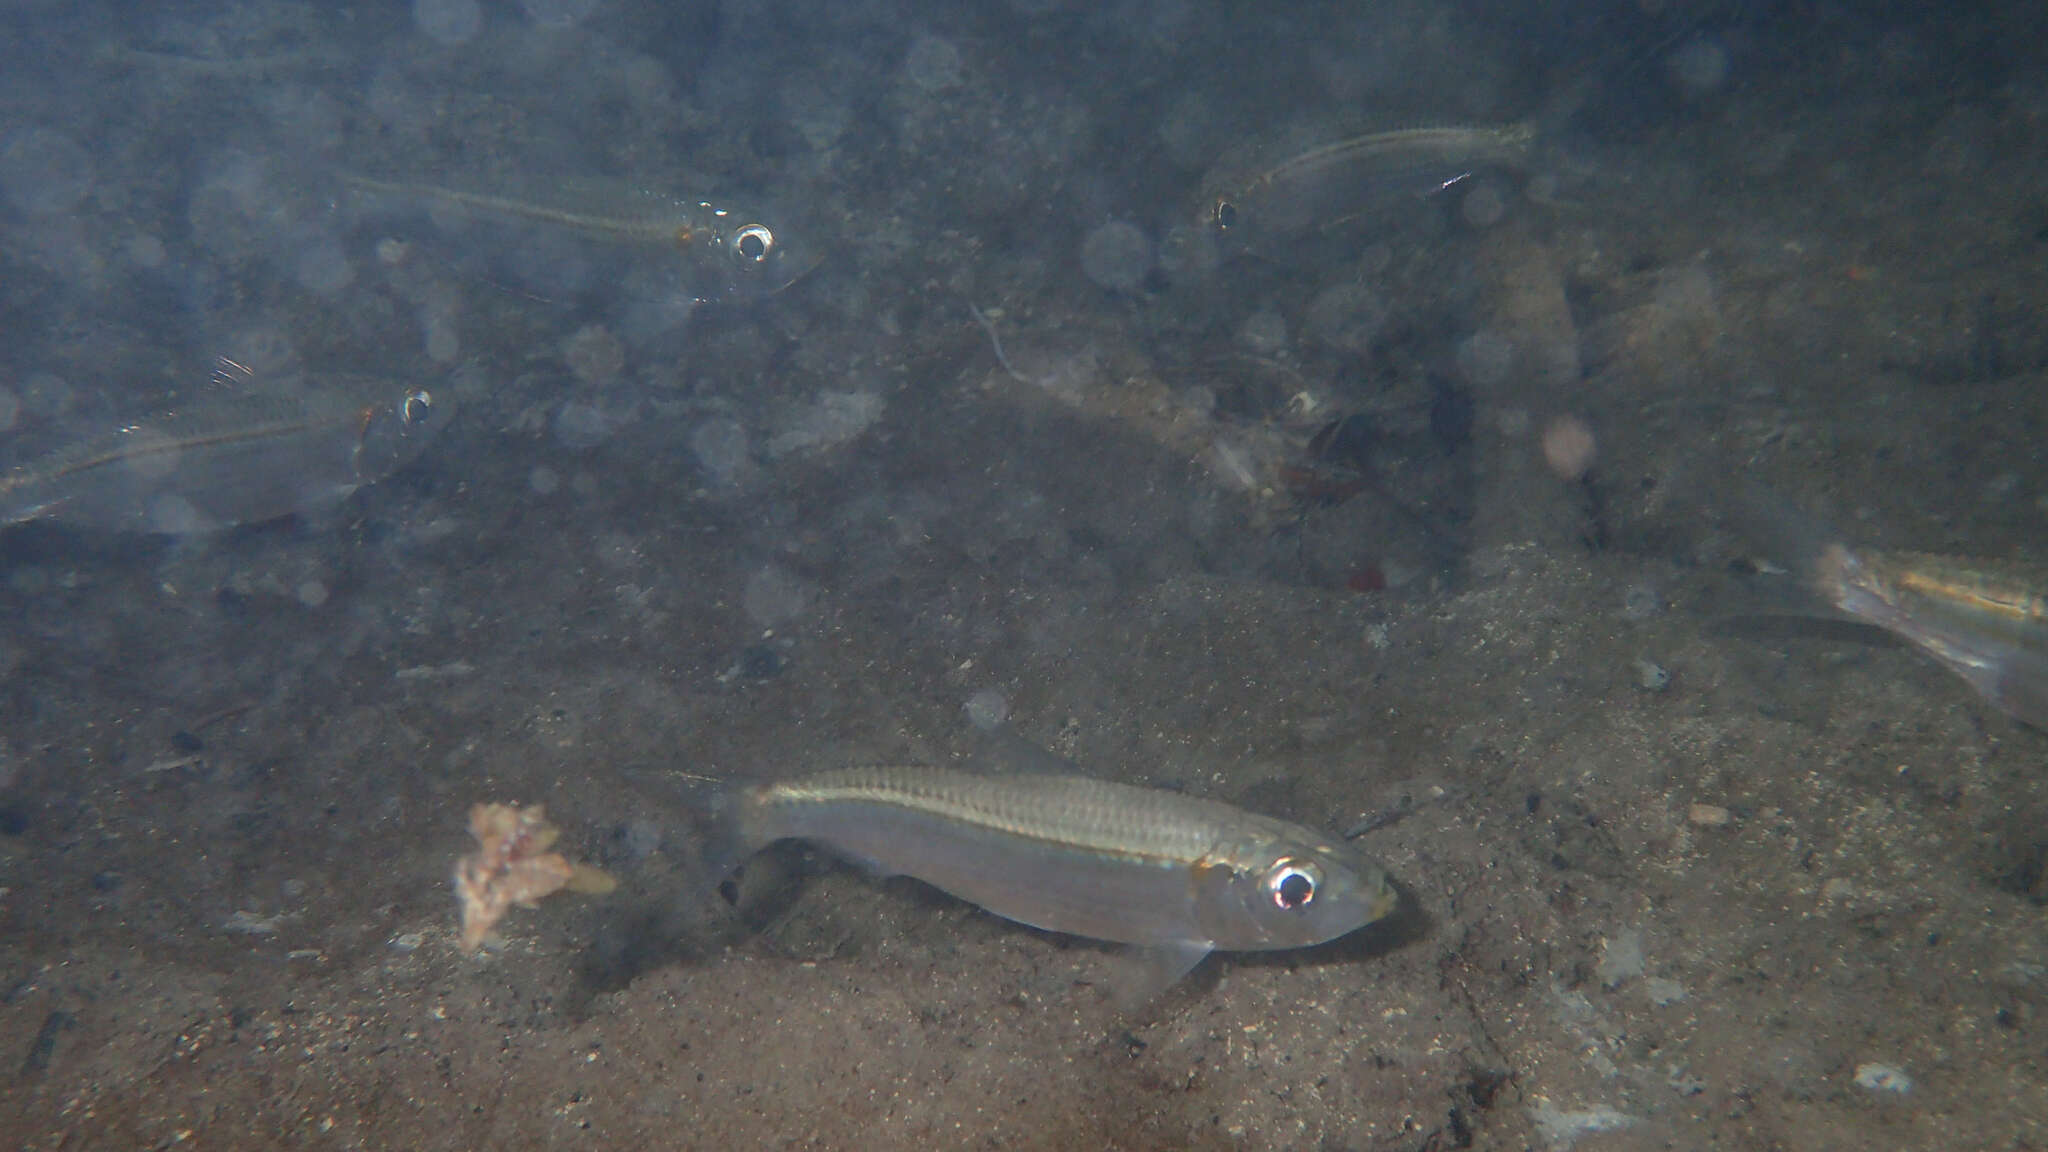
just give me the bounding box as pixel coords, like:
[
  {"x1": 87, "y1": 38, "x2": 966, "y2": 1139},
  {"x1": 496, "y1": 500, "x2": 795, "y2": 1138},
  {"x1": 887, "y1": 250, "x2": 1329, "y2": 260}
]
[{"x1": 453, "y1": 802, "x2": 615, "y2": 952}]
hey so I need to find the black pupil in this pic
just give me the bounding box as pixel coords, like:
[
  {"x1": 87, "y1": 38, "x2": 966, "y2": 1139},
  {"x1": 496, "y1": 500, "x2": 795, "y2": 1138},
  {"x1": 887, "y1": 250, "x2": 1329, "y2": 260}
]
[
  {"x1": 404, "y1": 393, "x2": 431, "y2": 423},
  {"x1": 1215, "y1": 200, "x2": 1238, "y2": 230},
  {"x1": 1276, "y1": 870, "x2": 1313, "y2": 909},
  {"x1": 738, "y1": 230, "x2": 767, "y2": 260}
]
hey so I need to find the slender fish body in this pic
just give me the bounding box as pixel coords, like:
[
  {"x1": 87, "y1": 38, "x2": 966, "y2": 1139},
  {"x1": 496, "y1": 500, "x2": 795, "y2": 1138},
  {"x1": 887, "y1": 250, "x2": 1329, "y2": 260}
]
[
  {"x1": 721, "y1": 766, "x2": 1396, "y2": 970},
  {"x1": 340, "y1": 173, "x2": 809, "y2": 301},
  {"x1": 1196, "y1": 123, "x2": 1535, "y2": 258},
  {"x1": 0, "y1": 380, "x2": 451, "y2": 534}
]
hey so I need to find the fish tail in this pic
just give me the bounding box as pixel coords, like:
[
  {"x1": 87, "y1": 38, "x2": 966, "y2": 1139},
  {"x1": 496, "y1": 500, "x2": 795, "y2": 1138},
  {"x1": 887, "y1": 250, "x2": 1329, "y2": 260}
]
[{"x1": 700, "y1": 781, "x2": 778, "y2": 883}]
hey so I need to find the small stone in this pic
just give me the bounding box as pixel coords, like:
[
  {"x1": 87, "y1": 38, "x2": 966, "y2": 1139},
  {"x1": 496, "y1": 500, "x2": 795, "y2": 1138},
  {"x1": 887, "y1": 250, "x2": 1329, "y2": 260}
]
[
  {"x1": 1852, "y1": 1062, "x2": 1912, "y2": 1095},
  {"x1": 1687, "y1": 803, "x2": 1732, "y2": 827}
]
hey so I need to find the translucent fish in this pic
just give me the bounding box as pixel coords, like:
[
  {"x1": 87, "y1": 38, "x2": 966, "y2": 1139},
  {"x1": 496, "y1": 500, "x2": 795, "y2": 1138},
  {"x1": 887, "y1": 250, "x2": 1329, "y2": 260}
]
[
  {"x1": 341, "y1": 172, "x2": 816, "y2": 303},
  {"x1": 713, "y1": 765, "x2": 1397, "y2": 994},
  {"x1": 0, "y1": 378, "x2": 452, "y2": 534},
  {"x1": 1196, "y1": 123, "x2": 1535, "y2": 260},
  {"x1": 1807, "y1": 543, "x2": 2048, "y2": 728}
]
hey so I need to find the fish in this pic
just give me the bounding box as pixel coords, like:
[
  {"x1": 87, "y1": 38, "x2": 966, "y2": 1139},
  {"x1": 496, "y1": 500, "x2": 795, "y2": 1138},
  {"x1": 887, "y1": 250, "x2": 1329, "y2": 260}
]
[
  {"x1": 714, "y1": 765, "x2": 1398, "y2": 994},
  {"x1": 0, "y1": 376, "x2": 452, "y2": 534},
  {"x1": 341, "y1": 172, "x2": 814, "y2": 302},
  {"x1": 1805, "y1": 542, "x2": 2048, "y2": 728},
  {"x1": 1196, "y1": 123, "x2": 1535, "y2": 259}
]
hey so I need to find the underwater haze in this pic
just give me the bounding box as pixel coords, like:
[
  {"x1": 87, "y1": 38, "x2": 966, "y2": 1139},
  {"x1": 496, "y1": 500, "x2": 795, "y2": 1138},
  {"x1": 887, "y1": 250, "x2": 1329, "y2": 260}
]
[{"x1": 2, "y1": 0, "x2": 2047, "y2": 1147}]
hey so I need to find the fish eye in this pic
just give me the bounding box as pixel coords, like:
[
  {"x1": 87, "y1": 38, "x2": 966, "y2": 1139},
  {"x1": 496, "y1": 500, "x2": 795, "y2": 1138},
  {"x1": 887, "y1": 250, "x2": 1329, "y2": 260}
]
[
  {"x1": 1213, "y1": 199, "x2": 1239, "y2": 232},
  {"x1": 1265, "y1": 858, "x2": 1319, "y2": 911},
  {"x1": 402, "y1": 390, "x2": 435, "y2": 424},
  {"x1": 732, "y1": 224, "x2": 775, "y2": 263}
]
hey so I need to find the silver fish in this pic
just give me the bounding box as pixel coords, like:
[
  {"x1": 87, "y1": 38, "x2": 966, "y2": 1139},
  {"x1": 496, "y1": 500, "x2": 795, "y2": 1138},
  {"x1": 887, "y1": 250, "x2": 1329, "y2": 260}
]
[
  {"x1": 0, "y1": 379, "x2": 451, "y2": 534},
  {"x1": 719, "y1": 765, "x2": 1397, "y2": 989},
  {"x1": 1197, "y1": 123, "x2": 1535, "y2": 257},
  {"x1": 341, "y1": 173, "x2": 814, "y2": 302},
  {"x1": 1807, "y1": 543, "x2": 2048, "y2": 728}
]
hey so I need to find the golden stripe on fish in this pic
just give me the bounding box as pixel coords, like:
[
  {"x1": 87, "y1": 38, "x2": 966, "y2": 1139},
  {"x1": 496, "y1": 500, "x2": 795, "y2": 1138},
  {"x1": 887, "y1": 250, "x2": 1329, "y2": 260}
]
[
  {"x1": 1197, "y1": 123, "x2": 1535, "y2": 256},
  {"x1": 1808, "y1": 542, "x2": 2048, "y2": 728},
  {"x1": 341, "y1": 173, "x2": 806, "y2": 299},
  {"x1": 720, "y1": 765, "x2": 1396, "y2": 989}
]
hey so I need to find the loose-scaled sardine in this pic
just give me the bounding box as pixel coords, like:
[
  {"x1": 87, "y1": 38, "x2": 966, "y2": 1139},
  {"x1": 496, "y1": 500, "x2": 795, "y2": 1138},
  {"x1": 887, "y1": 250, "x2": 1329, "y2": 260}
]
[
  {"x1": 1197, "y1": 123, "x2": 1535, "y2": 257},
  {"x1": 341, "y1": 172, "x2": 812, "y2": 301},
  {"x1": 0, "y1": 378, "x2": 451, "y2": 534},
  {"x1": 717, "y1": 765, "x2": 1397, "y2": 990}
]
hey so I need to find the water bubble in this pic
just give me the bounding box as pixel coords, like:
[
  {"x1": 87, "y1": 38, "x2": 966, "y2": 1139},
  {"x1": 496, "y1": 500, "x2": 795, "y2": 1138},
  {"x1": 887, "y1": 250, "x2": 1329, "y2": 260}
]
[
  {"x1": 1078, "y1": 220, "x2": 1153, "y2": 294},
  {"x1": 0, "y1": 127, "x2": 94, "y2": 215},
  {"x1": 413, "y1": 0, "x2": 483, "y2": 46}
]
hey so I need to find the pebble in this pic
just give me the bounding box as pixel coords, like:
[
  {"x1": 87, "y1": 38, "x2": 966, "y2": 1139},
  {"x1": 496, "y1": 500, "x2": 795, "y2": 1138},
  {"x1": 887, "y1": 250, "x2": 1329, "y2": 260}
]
[
  {"x1": 1687, "y1": 802, "x2": 1732, "y2": 827},
  {"x1": 1852, "y1": 1062, "x2": 1912, "y2": 1095}
]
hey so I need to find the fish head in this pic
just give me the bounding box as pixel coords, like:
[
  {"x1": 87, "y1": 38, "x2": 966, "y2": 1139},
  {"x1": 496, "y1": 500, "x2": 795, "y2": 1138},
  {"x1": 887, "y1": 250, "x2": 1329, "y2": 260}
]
[
  {"x1": 1195, "y1": 836, "x2": 1397, "y2": 951},
  {"x1": 353, "y1": 384, "x2": 455, "y2": 482},
  {"x1": 698, "y1": 211, "x2": 826, "y2": 301}
]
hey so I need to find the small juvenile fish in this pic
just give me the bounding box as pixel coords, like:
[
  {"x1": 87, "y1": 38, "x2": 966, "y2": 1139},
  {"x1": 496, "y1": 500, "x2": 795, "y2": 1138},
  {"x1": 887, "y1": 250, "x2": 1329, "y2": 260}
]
[
  {"x1": 1197, "y1": 123, "x2": 1535, "y2": 258},
  {"x1": 342, "y1": 173, "x2": 810, "y2": 301},
  {"x1": 0, "y1": 379, "x2": 451, "y2": 534},
  {"x1": 1807, "y1": 543, "x2": 2048, "y2": 728},
  {"x1": 717, "y1": 765, "x2": 1397, "y2": 991}
]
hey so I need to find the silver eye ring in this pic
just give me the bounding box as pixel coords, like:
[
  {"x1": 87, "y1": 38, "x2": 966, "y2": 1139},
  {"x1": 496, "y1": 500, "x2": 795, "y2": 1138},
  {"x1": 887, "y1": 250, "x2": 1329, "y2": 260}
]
[
  {"x1": 731, "y1": 224, "x2": 776, "y2": 263},
  {"x1": 402, "y1": 390, "x2": 435, "y2": 425},
  {"x1": 1265, "y1": 858, "x2": 1320, "y2": 911}
]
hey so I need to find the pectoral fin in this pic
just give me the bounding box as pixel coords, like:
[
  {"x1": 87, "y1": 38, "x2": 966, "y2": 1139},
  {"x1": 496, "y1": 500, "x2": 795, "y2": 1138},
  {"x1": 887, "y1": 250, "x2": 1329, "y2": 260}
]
[{"x1": 1104, "y1": 940, "x2": 1212, "y2": 1011}]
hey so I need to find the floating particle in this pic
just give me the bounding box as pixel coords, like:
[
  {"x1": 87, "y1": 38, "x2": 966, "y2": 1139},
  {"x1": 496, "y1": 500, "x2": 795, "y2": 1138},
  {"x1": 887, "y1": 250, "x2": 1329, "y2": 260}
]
[
  {"x1": 563, "y1": 325, "x2": 625, "y2": 387},
  {"x1": 0, "y1": 127, "x2": 94, "y2": 215},
  {"x1": 1457, "y1": 328, "x2": 1514, "y2": 388},
  {"x1": 1632, "y1": 657, "x2": 1671, "y2": 693},
  {"x1": 1541, "y1": 414, "x2": 1597, "y2": 481},
  {"x1": 414, "y1": 0, "x2": 483, "y2": 46},
  {"x1": 1460, "y1": 181, "x2": 1507, "y2": 228},
  {"x1": 964, "y1": 688, "x2": 1010, "y2": 731},
  {"x1": 904, "y1": 33, "x2": 965, "y2": 93},
  {"x1": 689, "y1": 418, "x2": 750, "y2": 486},
  {"x1": 743, "y1": 565, "x2": 808, "y2": 628},
  {"x1": 519, "y1": 0, "x2": 599, "y2": 28},
  {"x1": 296, "y1": 580, "x2": 330, "y2": 608},
  {"x1": 528, "y1": 465, "x2": 560, "y2": 495},
  {"x1": 128, "y1": 234, "x2": 167, "y2": 269},
  {"x1": 294, "y1": 234, "x2": 354, "y2": 297},
  {"x1": 1669, "y1": 36, "x2": 1730, "y2": 98},
  {"x1": 553, "y1": 402, "x2": 617, "y2": 451},
  {"x1": 1238, "y1": 309, "x2": 1288, "y2": 355},
  {"x1": 1079, "y1": 220, "x2": 1154, "y2": 293}
]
